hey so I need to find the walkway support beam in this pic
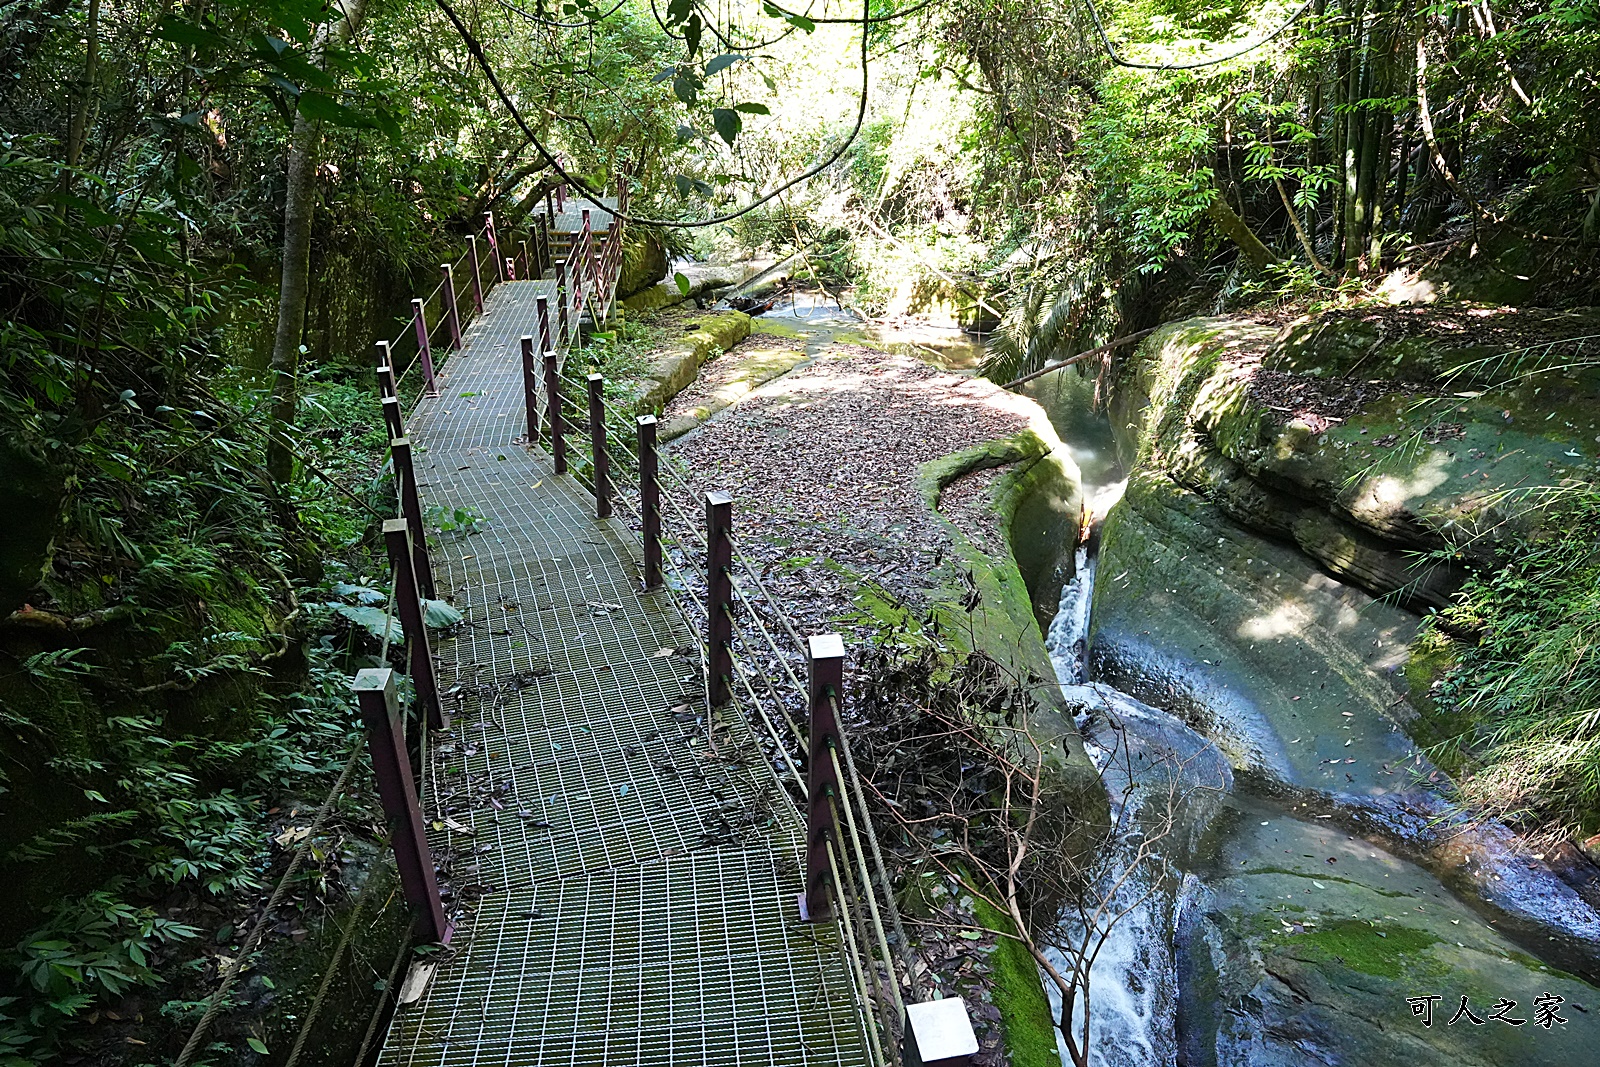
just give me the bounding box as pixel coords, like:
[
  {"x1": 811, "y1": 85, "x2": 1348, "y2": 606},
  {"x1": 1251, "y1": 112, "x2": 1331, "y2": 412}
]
[
  {"x1": 381, "y1": 518, "x2": 445, "y2": 730},
  {"x1": 353, "y1": 667, "x2": 447, "y2": 943},
  {"x1": 705, "y1": 491, "x2": 734, "y2": 710},
  {"x1": 555, "y1": 260, "x2": 570, "y2": 346},
  {"x1": 381, "y1": 397, "x2": 404, "y2": 444},
  {"x1": 803, "y1": 634, "x2": 845, "y2": 922},
  {"x1": 537, "y1": 295, "x2": 552, "y2": 354},
  {"x1": 486, "y1": 211, "x2": 504, "y2": 283},
  {"x1": 467, "y1": 234, "x2": 485, "y2": 313},
  {"x1": 412, "y1": 297, "x2": 438, "y2": 397},
  {"x1": 441, "y1": 262, "x2": 462, "y2": 350},
  {"x1": 638, "y1": 416, "x2": 661, "y2": 590}
]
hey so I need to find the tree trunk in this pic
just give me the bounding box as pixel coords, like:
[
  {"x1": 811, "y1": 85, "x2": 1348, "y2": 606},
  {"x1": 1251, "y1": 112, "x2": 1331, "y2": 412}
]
[
  {"x1": 64, "y1": 0, "x2": 100, "y2": 168},
  {"x1": 265, "y1": 0, "x2": 370, "y2": 489},
  {"x1": 1208, "y1": 191, "x2": 1277, "y2": 270}
]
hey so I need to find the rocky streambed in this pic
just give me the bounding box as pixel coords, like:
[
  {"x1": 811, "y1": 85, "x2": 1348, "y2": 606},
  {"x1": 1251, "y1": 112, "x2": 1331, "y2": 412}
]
[{"x1": 1029, "y1": 309, "x2": 1600, "y2": 1066}]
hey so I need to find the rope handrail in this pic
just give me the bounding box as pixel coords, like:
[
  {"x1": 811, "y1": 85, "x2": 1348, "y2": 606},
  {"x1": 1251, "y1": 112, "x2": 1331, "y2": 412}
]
[
  {"x1": 829, "y1": 743, "x2": 907, "y2": 1022},
  {"x1": 826, "y1": 835, "x2": 890, "y2": 1067},
  {"x1": 174, "y1": 741, "x2": 366, "y2": 1066},
  {"x1": 719, "y1": 598, "x2": 807, "y2": 747}
]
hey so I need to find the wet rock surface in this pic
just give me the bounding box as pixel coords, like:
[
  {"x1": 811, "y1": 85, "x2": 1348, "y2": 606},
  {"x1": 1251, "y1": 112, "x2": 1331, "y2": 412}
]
[
  {"x1": 1044, "y1": 302, "x2": 1600, "y2": 1065},
  {"x1": 1189, "y1": 797, "x2": 1600, "y2": 1067}
]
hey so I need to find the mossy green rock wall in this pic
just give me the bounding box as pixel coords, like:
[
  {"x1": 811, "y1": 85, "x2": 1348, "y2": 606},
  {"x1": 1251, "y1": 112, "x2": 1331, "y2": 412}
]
[
  {"x1": 921, "y1": 427, "x2": 1105, "y2": 843},
  {"x1": 1180, "y1": 796, "x2": 1600, "y2": 1067},
  {"x1": 635, "y1": 311, "x2": 752, "y2": 412},
  {"x1": 1091, "y1": 469, "x2": 1420, "y2": 795},
  {"x1": 1109, "y1": 312, "x2": 1600, "y2": 608},
  {"x1": 617, "y1": 227, "x2": 669, "y2": 299}
]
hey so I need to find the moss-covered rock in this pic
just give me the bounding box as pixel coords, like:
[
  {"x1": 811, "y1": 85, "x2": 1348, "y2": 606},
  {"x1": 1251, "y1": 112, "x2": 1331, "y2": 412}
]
[
  {"x1": 1108, "y1": 309, "x2": 1600, "y2": 608},
  {"x1": 632, "y1": 311, "x2": 752, "y2": 412},
  {"x1": 617, "y1": 227, "x2": 669, "y2": 299},
  {"x1": 919, "y1": 424, "x2": 1106, "y2": 858},
  {"x1": 1182, "y1": 796, "x2": 1600, "y2": 1067},
  {"x1": 1091, "y1": 468, "x2": 1421, "y2": 796},
  {"x1": 658, "y1": 344, "x2": 808, "y2": 441}
]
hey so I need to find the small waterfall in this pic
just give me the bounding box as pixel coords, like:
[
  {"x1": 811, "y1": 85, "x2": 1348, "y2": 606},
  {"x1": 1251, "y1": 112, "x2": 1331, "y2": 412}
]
[
  {"x1": 1042, "y1": 542, "x2": 1185, "y2": 1067},
  {"x1": 1046, "y1": 546, "x2": 1096, "y2": 685},
  {"x1": 1041, "y1": 870, "x2": 1177, "y2": 1067}
]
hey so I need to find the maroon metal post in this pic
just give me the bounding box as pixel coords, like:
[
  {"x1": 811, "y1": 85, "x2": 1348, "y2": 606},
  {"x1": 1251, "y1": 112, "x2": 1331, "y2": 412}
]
[
  {"x1": 536, "y1": 295, "x2": 553, "y2": 354},
  {"x1": 352, "y1": 668, "x2": 447, "y2": 943},
  {"x1": 587, "y1": 374, "x2": 610, "y2": 520},
  {"x1": 382, "y1": 518, "x2": 445, "y2": 730},
  {"x1": 581, "y1": 209, "x2": 594, "y2": 296},
  {"x1": 705, "y1": 491, "x2": 734, "y2": 709},
  {"x1": 467, "y1": 234, "x2": 485, "y2": 313},
  {"x1": 521, "y1": 238, "x2": 532, "y2": 280},
  {"x1": 555, "y1": 260, "x2": 570, "y2": 345},
  {"x1": 556, "y1": 183, "x2": 565, "y2": 211},
  {"x1": 411, "y1": 298, "x2": 437, "y2": 397},
  {"x1": 376, "y1": 341, "x2": 396, "y2": 398},
  {"x1": 638, "y1": 415, "x2": 661, "y2": 590},
  {"x1": 543, "y1": 351, "x2": 566, "y2": 474},
  {"x1": 802, "y1": 634, "x2": 845, "y2": 922},
  {"x1": 537, "y1": 215, "x2": 551, "y2": 276},
  {"x1": 485, "y1": 211, "x2": 504, "y2": 282},
  {"x1": 381, "y1": 396, "x2": 404, "y2": 443},
  {"x1": 440, "y1": 263, "x2": 463, "y2": 350},
  {"x1": 389, "y1": 437, "x2": 436, "y2": 602},
  {"x1": 520, "y1": 335, "x2": 541, "y2": 443},
  {"x1": 505, "y1": 256, "x2": 516, "y2": 282}
]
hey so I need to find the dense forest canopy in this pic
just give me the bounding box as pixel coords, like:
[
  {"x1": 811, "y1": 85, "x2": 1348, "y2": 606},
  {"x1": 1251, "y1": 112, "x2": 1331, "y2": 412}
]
[{"x1": 1, "y1": 0, "x2": 1597, "y2": 1062}]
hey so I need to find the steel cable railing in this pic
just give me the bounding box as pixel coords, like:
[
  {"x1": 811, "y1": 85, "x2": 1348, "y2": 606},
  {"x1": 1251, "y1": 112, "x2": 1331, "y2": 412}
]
[
  {"x1": 569, "y1": 421, "x2": 912, "y2": 1061},
  {"x1": 432, "y1": 182, "x2": 941, "y2": 1057}
]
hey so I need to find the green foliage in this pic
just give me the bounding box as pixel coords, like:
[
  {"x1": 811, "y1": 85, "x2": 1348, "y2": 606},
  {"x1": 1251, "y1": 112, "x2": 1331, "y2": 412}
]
[
  {"x1": 1426, "y1": 490, "x2": 1600, "y2": 835},
  {"x1": 8, "y1": 892, "x2": 199, "y2": 1041},
  {"x1": 426, "y1": 504, "x2": 487, "y2": 535}
]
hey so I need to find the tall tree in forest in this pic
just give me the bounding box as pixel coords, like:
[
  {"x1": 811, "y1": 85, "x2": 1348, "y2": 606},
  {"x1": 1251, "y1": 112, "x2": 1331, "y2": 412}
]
[{"x1": 266, "y1": 0, "x2": 371, "y2": 490}]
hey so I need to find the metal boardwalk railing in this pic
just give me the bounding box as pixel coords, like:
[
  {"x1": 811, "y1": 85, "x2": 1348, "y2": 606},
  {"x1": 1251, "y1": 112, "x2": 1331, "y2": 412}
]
[{"x1": 372, "y1": 186, "x2": 874, "y2": 1066}]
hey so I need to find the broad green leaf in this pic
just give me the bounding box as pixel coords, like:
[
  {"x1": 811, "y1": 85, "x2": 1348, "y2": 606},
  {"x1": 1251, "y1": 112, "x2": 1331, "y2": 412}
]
[
  {"x1": 672, "y1": 74, "x2": 698, "y2": 105},
  {"x1": 652, "y1": 66, "x2": 676, "y2": 84},
  {"x1": 674, "y1": 272, "x2": 691, "y2": 296},
  {"x1": 334, "y1": 604, "x2": 399, "y2": 643},
  {"x1": 683, "y1": 13, "x2": 703, "y2": 59},
  {"x1": 247, "y1": 1036, "x2": 269, "y2": 1055},
  {"x1": 712, "y1": 108, "x2": 742, "y2": 147},
  {"x1": 734, "y1": 102, "x2": 769, "y2": 115},
  {"x1": 297, "y1": 91, "x2": 368, "y2": 128},
  {"x1": 421, "y1": 599, "x2": 464, "y2": 628},
  {"x1": 705, "y1": 53, "x2": 746, "y2": 76},
  {"x1": 154, "y1": 16, "x2": 227, "y2": 50}
]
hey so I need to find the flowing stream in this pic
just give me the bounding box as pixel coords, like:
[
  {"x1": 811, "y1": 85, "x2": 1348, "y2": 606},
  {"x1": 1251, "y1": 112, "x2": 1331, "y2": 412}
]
[
  {"x1": 1033, "y1": 399, "x2": 1600, "y2": 1066},
  {"x1": 735, "y1": 291, "x2": 1600, "y2": 1064}
]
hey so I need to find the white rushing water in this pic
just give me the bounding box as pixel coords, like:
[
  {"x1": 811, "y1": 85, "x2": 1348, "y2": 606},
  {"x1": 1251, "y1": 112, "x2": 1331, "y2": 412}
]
[{"x1": 1040, "y1": 541, "x2": 1179, "y2": 1067}]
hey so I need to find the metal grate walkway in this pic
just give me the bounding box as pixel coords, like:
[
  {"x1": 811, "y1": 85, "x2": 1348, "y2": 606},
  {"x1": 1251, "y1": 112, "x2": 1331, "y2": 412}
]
[
  {"x1": 377, "y1": 270, "x2": 871, "y2": 1064},
  {"x1": 551, "y1": 194, "x2": 617, "y2": 233}
]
